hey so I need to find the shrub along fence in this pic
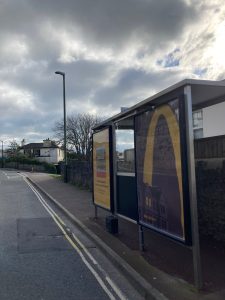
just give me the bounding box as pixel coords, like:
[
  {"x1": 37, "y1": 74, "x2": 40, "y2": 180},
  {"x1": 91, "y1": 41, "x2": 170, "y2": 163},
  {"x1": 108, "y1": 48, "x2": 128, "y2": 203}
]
[
  {"x1": 4, "y1": 161, "x2": 45, "y2": 172},
  {"x1": 2, "y1": 157, "x2": 57, "y2": 174}
]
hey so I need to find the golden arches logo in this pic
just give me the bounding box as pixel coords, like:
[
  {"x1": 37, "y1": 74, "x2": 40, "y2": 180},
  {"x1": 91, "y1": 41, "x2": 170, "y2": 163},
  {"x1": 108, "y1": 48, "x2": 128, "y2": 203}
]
[{"x1": 143, "y1": 104, "x2": 184, "y2": 235}]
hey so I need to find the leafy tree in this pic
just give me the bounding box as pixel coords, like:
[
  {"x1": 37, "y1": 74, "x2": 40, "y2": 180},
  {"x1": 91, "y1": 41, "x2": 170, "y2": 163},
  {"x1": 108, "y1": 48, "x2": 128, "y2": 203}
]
[{"x1": 53, "y1": 113, "x2": 103, "y2": 160}]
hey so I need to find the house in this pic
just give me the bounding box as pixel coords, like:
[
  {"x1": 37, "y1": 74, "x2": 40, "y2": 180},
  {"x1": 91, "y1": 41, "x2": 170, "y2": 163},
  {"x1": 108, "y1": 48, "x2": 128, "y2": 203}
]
[{"x1": 19, "y1": 138, "x2": 64, "y2": 164}]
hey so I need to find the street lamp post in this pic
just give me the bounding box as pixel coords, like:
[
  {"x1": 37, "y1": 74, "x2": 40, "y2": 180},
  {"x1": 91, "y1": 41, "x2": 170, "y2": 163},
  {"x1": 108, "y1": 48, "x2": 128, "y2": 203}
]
[
  {"x1": 0, "y1": 141, "x2": 3, "y2": 168},
  {"x1": 55, "y1": 71, "x2": 68, "y2": 182}
]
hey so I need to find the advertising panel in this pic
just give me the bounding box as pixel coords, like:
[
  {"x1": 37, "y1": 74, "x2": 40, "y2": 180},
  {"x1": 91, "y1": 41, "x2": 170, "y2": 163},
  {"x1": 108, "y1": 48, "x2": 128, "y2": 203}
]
[
  {"x1": 93, "y1": 128, "x2": 112, "y2": 210},
  {"x1": 135, "y1": 99, "x2": 188, "y2": 242}
]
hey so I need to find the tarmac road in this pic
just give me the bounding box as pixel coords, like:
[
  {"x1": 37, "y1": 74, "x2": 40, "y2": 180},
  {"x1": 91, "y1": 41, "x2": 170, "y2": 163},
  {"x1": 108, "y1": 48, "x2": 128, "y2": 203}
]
[{"x1": 0, "y1": 170, "x2": 144, "y2": 300}]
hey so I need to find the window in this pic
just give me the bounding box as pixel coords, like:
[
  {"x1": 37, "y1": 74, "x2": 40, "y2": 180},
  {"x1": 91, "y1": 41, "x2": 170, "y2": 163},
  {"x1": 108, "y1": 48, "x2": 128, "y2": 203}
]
[
  {"x1": 192, "y1": 110, "x2": 203, "y2": 129},
  {"x1": 193, "y1": 128, "x2": 203, "y2": 139},
  {"x1": 192, "y1": 110, "x2": 203, "y2": 139},
  {"x1": 34, "y1": 149, "x2": 40, "y2": 157}
]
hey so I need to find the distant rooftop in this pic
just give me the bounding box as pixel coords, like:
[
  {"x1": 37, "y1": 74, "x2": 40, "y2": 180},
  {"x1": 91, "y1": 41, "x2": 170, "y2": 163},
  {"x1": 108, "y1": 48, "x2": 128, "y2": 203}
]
[{"x1": 20, "y1": 141, "x2": 59, "y2": 149}]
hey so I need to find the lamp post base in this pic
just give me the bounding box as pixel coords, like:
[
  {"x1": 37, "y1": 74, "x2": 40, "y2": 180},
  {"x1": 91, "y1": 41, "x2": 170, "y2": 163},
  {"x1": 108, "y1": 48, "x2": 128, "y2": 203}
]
[{"x1": 64, "y1": 164, "x2": 68, "y2": 183}]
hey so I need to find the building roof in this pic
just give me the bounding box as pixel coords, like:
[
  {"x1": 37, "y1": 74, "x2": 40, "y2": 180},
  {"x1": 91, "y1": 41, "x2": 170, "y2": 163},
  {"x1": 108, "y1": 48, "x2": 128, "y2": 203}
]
[
  {"x1": 93, "y1": 78, "x2": 225, "y2": 130},
  {"x1": 21, "y1": 142, "x2": 59, "y2": 149}
]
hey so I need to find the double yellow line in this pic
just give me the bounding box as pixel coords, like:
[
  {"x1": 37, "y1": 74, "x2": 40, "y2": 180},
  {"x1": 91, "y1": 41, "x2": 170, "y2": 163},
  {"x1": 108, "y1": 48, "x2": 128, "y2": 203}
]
[{"x1": 23, "y1": 176, "x2": 126, "y2": 300}]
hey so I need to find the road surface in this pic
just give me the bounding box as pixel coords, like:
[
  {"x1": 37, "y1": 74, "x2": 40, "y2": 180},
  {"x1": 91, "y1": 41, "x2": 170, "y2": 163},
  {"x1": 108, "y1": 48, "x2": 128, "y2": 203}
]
[{"x1": 0, "y1": 170, "x2": 143, "y2": 300}]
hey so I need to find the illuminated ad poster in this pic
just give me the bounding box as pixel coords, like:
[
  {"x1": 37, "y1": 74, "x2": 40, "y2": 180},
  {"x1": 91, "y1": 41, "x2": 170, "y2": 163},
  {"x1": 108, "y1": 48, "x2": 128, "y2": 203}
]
[
  {"x1": 93, "y1": 128, "x2": 112, "y2": 211},
  {"x1": 135, "y1": 99, "x2": 190, "y2": 242}
]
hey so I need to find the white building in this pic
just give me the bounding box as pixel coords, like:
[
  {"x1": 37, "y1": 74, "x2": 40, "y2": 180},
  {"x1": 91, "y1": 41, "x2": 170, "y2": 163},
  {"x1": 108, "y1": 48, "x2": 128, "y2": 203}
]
[
  {"x1": 193, "y1": 101, "x2": 225, "y2": 139},
  {"x1": 20, "y1": 139, "x2": 64, "y2": 164}
]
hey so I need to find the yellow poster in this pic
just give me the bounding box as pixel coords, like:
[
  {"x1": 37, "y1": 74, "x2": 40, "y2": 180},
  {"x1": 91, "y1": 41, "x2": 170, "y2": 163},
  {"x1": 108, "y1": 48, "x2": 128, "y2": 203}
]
[{"x1": 93, "y1": 128, "x2": 111, "y2": 210}]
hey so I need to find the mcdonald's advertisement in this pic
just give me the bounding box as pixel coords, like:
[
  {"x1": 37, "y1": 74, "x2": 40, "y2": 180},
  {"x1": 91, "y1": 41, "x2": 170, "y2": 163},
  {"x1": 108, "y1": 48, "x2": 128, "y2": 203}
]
[
  {"x1": 135, "y1": 99, "x2": 187, "y2": 242},
  {"x1": 93, "y1": 128, "x2": 112, "y2": 210}
]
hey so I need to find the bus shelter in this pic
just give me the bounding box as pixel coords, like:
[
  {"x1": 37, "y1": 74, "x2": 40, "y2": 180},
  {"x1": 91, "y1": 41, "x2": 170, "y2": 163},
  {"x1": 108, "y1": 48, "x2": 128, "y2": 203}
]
[{"x1": 92, "y1": 78, "x2": 225, "y2": 289}]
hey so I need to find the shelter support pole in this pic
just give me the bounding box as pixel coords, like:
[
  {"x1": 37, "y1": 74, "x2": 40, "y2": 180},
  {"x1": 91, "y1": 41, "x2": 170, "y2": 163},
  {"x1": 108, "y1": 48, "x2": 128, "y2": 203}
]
[
  {"x1": 138, "y1": 225, "x2": 145, "y2": 252},
  {"x1": 184, "y1": 85, "x2": 203, "y2": 290},
  {"x1": 94, "y1": 206, "x2": 98, "y2": 219},
  {"x1": 112, "y1": 123, "x2": 118, "y2": 216}
]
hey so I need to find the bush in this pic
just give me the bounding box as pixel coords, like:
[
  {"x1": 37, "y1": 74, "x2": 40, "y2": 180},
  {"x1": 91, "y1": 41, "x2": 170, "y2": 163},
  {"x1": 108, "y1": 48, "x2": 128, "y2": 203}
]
[
  {"x1": 42, "y1": 162, "x2": 56, "y2": 174},
  {"x1": 6, "y1": 156, "x2": 41, "y2": 165},
  {"x1": 5, "y1": 156, "x2": 56, "y2": 174}
]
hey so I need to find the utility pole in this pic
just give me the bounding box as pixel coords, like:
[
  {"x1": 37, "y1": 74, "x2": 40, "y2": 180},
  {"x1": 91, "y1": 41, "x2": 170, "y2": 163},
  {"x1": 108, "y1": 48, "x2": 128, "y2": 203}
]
[{"x1": 55, "y1": 71, "x2": 68, "y2": 182}]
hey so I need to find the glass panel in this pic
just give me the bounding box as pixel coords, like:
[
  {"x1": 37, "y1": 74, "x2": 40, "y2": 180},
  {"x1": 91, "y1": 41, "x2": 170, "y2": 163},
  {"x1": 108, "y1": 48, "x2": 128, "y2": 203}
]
[
  {"x1": 116, "y1": 130, "x2": 135, "y2": 173},
  {"x1": 116, "y1": 118, "x2": 135, "y2": 173}
]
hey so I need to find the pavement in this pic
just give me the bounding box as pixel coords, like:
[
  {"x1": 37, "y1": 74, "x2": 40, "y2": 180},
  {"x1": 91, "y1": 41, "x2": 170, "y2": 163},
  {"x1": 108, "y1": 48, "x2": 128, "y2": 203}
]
[{"x1": 24, "y1": 172, "x2": 225, "y2": 300}]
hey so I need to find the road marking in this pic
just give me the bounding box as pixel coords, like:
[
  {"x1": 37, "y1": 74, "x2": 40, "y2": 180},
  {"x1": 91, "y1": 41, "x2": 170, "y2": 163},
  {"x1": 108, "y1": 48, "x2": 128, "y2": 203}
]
[
  {"x1": 2, "y1": 171, "x2": 21, "y2": 180},
  {"x1": 2, "y1": 171, "x2": 10, "y2": 179},
  {"x1": 23, "y1": 176, "x2": 127, "y2": 300}
]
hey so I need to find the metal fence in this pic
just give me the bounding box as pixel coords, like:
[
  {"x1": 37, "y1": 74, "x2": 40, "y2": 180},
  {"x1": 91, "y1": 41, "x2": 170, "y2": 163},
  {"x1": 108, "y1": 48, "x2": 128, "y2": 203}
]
[
  {"x1": 64, "y1": 135, "x2": 225, "y2": 190},
  {"x1": 65, "y1": 160, "x2": 92, "y2": 190},
  {"x1": 194, "y1": 135, "x2": 225, "y2": 159}
]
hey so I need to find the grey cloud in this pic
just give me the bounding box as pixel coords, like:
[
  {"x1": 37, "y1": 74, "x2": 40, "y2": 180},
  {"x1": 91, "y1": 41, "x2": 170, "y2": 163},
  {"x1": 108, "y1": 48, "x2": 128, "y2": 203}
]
[
  {"x1": 30, "y1": 0, "x2": 197, "y2": 49},
  {"x1": 1, "y1": 58, "x2": 116, "y2": 111},
  {"x1": 92, "y1": 67, "x2": 188, "y2": 111},
  {"x1": 0, "y1": 106, "x2": 60, "y2": 143},
  {"x1": 0, "y1": 0, "x2": 197, "y2": 62},
  {"x1": 0, "y1": 0, "x2": 224, "y2": 144}
]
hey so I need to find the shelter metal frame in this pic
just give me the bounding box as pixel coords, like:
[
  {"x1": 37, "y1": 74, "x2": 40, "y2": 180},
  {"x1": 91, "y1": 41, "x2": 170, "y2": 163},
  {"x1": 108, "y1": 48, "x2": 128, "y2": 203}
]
[{"x1": 92, "y1": 78, "x2": 225, "y2": 290}]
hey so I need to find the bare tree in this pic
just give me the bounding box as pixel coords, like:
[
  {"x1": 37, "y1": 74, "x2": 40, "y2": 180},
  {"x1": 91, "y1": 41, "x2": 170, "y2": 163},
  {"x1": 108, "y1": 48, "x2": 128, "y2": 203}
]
[
  {"x1": 7, "y1": 139, "x2": 20, "y2": 157},
  {"x1": 53, "y1": 113, "x2": 103, "y2": 160}
]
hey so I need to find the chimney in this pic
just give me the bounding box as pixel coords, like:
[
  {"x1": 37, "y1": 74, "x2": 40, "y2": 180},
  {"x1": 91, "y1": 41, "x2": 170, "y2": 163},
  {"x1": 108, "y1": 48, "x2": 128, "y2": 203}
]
[{"x1": 43, "y1": 138, "x2": 51, "y2": 147}]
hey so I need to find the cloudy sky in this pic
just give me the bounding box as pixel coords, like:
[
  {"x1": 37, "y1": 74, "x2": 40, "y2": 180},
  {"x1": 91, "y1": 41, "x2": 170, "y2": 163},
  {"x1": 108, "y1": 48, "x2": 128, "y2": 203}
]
[{"x1": 0, "y1": 0, "x2": 225, "y2": 146}]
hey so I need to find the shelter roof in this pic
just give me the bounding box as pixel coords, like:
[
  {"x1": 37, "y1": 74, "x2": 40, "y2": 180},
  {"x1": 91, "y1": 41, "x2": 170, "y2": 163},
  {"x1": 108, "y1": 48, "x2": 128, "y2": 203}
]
[{"x1": 93, "y1": 78, "x2": 225, "y2": 130}]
